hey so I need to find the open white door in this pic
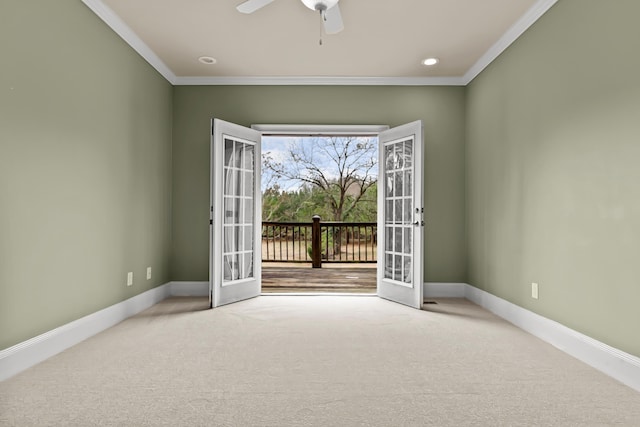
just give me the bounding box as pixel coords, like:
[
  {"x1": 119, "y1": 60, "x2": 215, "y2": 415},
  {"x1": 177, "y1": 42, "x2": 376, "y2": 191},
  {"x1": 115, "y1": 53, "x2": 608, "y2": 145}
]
[
  {"x1": 210, "y1": 119, "x2": 262, "y2": 308},
  {"x1": 377, "y1": 120, "x2": 424, "y2": 309}
]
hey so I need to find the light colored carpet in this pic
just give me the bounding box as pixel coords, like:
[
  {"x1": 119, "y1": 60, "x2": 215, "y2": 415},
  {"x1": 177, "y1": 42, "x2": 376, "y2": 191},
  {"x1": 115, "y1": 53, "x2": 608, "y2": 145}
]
[{"x1": 1, "y1": 296, "x2": 639, "y2": 426}]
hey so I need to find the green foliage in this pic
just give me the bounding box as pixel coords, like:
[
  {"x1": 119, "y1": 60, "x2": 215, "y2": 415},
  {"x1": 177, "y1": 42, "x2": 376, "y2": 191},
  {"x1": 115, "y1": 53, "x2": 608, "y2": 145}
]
[
  {"x1": 306, "y1": 232, "x2": 334, "y2": 259},
  {"x1": 262, "y1": 182, "x2": 377, "y2": 223}
]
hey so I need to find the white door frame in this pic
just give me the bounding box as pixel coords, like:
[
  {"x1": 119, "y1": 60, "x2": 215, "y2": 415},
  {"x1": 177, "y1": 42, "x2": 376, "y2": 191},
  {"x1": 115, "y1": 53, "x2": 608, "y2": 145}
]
[
  {"x1": 252, "y1": 124, "x2": 389, "y2": 136},
  {"x1": 210, "y1": 122, "x2": 426, "y2": 308}
]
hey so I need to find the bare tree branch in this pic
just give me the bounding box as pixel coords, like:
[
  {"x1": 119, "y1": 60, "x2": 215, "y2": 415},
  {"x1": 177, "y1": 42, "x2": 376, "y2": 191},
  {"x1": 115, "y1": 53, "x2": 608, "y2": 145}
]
[{"x1": 262, "y1": 136, "x2": 378, "y2": 221}]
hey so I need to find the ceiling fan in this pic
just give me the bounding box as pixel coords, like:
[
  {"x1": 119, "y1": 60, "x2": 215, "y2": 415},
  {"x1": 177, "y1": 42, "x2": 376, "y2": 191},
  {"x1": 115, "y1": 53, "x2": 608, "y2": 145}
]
[{"x1": 236, "y1": 0, "x2": 344, "y2": 35}]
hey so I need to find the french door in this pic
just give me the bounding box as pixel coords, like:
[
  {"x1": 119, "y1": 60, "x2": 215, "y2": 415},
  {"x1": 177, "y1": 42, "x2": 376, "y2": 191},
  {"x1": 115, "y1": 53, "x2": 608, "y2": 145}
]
[
  {"x1": 210, "y1": 119, "x2": 424, "y2": 309},
  {"x1": 376, "y1": 121, "x2": 424, "y2": 309},
  {"x1": 210, "y1": 119, "x2": 262, "y2": 308}
]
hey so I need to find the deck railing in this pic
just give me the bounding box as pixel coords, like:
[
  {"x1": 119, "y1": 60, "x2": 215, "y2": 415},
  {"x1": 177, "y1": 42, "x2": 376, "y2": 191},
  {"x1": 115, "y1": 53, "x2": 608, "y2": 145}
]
[{"x1": 262, "y1": 216, "x2": 377, "y2": 267}]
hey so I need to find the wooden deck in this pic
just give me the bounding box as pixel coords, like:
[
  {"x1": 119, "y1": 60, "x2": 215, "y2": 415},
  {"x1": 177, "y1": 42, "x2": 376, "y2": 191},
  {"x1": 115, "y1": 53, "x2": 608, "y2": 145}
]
[{"x1": 262, "y1": 265, "x2": 376, "y2": 294}]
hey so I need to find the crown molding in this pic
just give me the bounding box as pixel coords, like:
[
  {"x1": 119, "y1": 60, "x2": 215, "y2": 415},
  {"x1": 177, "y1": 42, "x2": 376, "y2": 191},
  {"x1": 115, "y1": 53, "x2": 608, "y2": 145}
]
[
  {"x1": 83, "y1": 0, "x2": 557, "y2": 87},
  {"x1": 462, "y1": 0, "x2": 559, "y2": 84},
  {"x1": 173, "y1": 76, "x2": 466, "y2": 86},
  {"x1": 81, "y1": 0, "x2": 177, "y2": 84}
]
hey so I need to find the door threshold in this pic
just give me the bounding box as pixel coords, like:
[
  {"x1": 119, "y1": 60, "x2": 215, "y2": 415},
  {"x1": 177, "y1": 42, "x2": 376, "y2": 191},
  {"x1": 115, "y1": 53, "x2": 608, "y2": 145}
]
[{"x1": 261, "y1": 292, "x2": 377, "y2": 297}]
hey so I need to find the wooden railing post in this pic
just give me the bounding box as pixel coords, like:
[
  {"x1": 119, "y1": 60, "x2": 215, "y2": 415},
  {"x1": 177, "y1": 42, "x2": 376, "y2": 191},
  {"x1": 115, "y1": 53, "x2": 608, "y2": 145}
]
[{"x1": 311, "y1": 215, "x2": 322, "y2": 268}]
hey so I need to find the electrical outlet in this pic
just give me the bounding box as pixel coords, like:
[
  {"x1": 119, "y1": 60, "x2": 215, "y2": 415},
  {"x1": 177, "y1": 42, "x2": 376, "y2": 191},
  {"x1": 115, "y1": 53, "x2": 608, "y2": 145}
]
[
  {"x1": 531, "y1": 282, "x2": 539, "y2": 299},
  {"x1": 146, "y1": 267, "x2": 152, "y2": 280},
  {"x1": 127, "y1": 272, "x2": 133, "y2": 287}
]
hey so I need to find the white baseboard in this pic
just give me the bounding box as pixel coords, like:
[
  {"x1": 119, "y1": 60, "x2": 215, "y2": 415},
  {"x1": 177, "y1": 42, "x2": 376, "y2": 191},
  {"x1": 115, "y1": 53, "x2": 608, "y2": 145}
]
[
  {"x1": 463, "y1": 284, "x2": 640, "y2": 393},
  {"x1": 4, "y1": 280, "x2": 638, "y2": 393},
  {"x1": 0, "y1": 283, "x2": 172, "y2": 382},
  {"x1": 169, "y1": 281, "x2": 209, "y2": 297}
]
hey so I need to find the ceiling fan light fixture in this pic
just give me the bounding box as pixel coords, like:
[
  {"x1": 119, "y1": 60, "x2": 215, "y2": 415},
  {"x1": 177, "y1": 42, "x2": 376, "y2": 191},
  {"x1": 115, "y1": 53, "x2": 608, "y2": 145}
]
[{"x1": 301, "y1": 0, "x2": 338, "y2": 11}]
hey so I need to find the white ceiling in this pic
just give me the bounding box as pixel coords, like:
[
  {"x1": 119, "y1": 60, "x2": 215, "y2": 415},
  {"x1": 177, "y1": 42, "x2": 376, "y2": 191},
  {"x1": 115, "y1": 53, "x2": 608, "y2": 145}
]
[{"x1": 83, "y1": 0, "x2": 558, "y2": 85}]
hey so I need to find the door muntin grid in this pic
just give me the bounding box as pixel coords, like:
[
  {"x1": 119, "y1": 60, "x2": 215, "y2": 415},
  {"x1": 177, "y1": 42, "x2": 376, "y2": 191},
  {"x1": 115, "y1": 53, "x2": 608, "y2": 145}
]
[
  {"x1": 383, "y1": 138, "x2": 414, "y2": 285},
  {"x1": 222, "y1": 137, "x2": 255, "y2": 284}
]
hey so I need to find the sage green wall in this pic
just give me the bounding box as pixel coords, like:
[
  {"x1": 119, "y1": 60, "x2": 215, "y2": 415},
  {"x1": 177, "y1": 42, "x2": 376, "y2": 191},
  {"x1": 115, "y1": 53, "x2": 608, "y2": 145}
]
[
  {"x1": 0, "y1": 1, "x2": 173, "y2": 349},
  {"x1": 172, "y1": 86, "x2": 466, "y2": 283},
  {"x1": 466, "y1": 0, "x2": 640, "y2": 356}
]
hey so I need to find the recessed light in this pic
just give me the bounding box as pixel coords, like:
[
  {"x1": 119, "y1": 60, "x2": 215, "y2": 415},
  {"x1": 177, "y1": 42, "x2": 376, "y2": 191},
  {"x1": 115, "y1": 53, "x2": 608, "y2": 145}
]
[
  {"x1": 198, "y1": 56, "x2": 217, "y2": 65},
  {"x1": 422, "y1": 58, "x2": 439, "y2": 66}
]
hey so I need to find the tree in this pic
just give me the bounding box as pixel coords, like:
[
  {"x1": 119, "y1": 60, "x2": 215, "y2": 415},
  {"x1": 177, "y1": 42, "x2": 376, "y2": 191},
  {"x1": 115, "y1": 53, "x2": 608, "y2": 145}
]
[
  {"x1": 262, "y1": 136, "x2": 378, "y2": 222},
  {"x1": 262, "y1": 185, "x2": 325, "y2": 222}
]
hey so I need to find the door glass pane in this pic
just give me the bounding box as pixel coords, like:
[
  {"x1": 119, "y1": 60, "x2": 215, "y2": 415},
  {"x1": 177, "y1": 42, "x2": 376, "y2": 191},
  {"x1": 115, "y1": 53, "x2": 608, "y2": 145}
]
[
  {"x1": 383, "y1": 137, "x2": 414, "y2": 285},
  {"x1": 404, "y1": 170, "x2": 412, "y2": 196},
  {"x1": 385, "y1": 254, "x2": 393, "y2": 280},
  {"x1": 237, "y1": 199, "x2": 245, "y2": 225},
  {"x1": 236, "y1": 169, "x2": 243, "y2": 197},
  {"x1": 243, "y1": 145, "x2": 254, "y2": 169},
  {"x1": 223, "y1": 254, "x2": 239, "y2": 281},
  {"x1": 223, "y1": 255, "x2": 232, "y2": 281},
  {"x1": 244, "y1": 171, "x2": 253, "y2": 199},
  {"x1": 244, "y1": 225, "x2": 253, "y2": 251},
  {"x1": 394, "y1": 255, "x2": 403, "y2": 281},
  {"x1": 242, "y1": 253, "x2": 254, "y2": 279},
  {"x1": 385, "y1": 200, "x2": 393, "y2": 223},
  {"x1": 394, "y1": 200, "x2": 402, "y2": 222},
  {"x1": 233, "y1": 143, "x2": 242, "y2": 168},
  {"x1": 403, "y1": 227, "x2": 412, "y2": 254},
  {"x1": 245, "y1": 200, "x2": 253, "y2": 224},
  {"x1": 403, "y1": 199, "x2": 412, "y2": 222},
  {"x1": 237, "y1": 226, "x2": 245, "y2": 251},
  {"x1": 224, "y1": 139, "x2": 233, "y2": 165},
  {"x1": 385, "y1": 173, "x2": 393, "y2": 196},
  {"x1": 394, "y1": 171, "x2": 403, "y2": 196},
  {"x1": 403, "y1": 141, "x2": 412, "y2": 167},
  {"x1": 403, "y1": 256, "x2": 412, "y2": 282},
  {"x1": 222, "y1": 138, "x2": 255, "y2": 283},
  {"x1": 224, "y1": 197, "x2": 240, "y2": 223},
  {"x1": 385, "y1": 145, "x2": 394, "y2": 170},
  {"x1": 224, "y1": 169, "x2": 237, "y2": 197},
  {"x1": 224, "y1": 226, "x2": 236, "y2": 253},
  {"x1": 385, "y1": 226, "x2": 393, "y2": 252},
  {"x1": 396, "y1": 144, "x2": 404, "y2": 169},
  {"x1": 394, "y1": 227, "x2": 402, "y2": 253}
]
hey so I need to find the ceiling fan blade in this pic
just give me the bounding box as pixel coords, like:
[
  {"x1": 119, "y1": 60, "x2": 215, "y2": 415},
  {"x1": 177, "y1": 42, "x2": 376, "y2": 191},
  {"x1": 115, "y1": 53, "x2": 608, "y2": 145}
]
[
  {"x1": 323, "y1": 4, "x2": 344, "y2": 34},
  {"x1": 236, "y1": 0, "x2": 275, "y2": 14}
]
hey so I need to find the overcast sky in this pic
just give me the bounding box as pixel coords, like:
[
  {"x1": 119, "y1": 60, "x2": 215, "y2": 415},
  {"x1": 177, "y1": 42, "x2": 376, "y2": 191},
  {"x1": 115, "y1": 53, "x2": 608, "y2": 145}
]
[{"x1": 261, "y1": 136, "x2": 378, "y2": 192}]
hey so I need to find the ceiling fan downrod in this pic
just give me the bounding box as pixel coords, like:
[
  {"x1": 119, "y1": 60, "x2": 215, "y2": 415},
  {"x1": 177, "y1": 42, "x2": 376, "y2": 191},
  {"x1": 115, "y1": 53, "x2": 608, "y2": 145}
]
[{"x1": 319, "y1": 9, "x2": 324, "y2": 45}]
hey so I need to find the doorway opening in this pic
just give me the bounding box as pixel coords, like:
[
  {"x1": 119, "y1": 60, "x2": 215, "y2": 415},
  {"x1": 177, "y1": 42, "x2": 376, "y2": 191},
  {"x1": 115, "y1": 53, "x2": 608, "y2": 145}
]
[
  {"x1": 210, "y1": 119, "x2": 424, "y2": 309},
  {"x1": 259, "y1": 133, "x2": 379, "y2": 294}
]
